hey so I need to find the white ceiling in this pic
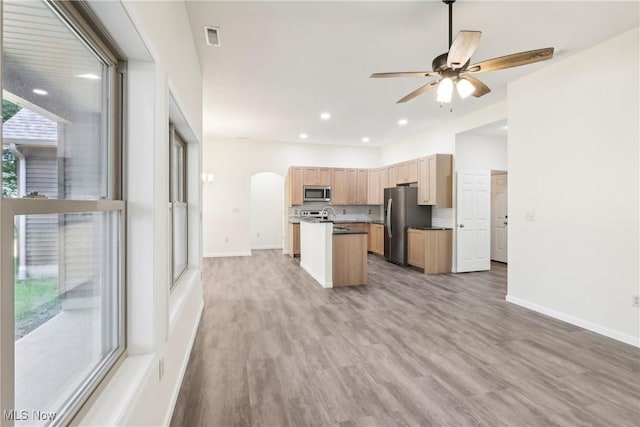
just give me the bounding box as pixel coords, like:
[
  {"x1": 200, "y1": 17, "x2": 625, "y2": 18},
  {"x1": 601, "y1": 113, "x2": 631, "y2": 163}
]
[{"x1": 186, "y1": 1, "x2": 639, "y2": 146}]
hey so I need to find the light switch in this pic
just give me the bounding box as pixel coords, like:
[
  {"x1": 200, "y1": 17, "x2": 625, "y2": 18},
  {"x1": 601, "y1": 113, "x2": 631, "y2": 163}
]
[{"x1": 525, "y1": 211, "x2": 535, "y2": 222}]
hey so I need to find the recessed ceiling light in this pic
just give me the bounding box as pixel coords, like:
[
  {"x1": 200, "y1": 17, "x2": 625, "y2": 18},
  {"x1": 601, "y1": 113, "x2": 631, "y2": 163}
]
[
  {"x1": 299, "y1": 133, "x2": 308, "y2": 139},
  {"x1": 362, "y1": 137, "x2": 370, "y2": 143},
  {"x1": 77, "y1": 73, "x2": 100, "y2": 80},
  {"x1": 502, "y1": 125, "x2": 508, "y2": 130},
  {"x1": 320, "y1": 112, "x2": 331, "y2": 120},
  {"x1": 33, "y1": 89, "x2": 48, "y2": 95},
  {"x1": 397, "y1": 119, "x2": 408, "y2": 126}
]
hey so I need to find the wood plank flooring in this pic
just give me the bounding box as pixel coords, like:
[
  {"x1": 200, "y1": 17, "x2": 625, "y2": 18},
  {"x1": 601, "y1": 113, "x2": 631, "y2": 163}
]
[{"x1": 170, "y1": 250, "x2": 640, "y2": 427}]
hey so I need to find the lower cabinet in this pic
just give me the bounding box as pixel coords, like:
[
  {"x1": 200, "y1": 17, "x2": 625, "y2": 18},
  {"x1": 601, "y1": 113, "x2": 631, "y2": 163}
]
[
  {"x1": 288, "y1": 223, "x2": 300, "y2": 257},
  {"x1": 368, "y1": 223, "x2": 384, "y2": 256},
  {"x1": 407, "y1": 228, "x2": 452, "y2": 274},
  {"x1": 407, "y1": 229, "x2": 425, "y2": 268}
]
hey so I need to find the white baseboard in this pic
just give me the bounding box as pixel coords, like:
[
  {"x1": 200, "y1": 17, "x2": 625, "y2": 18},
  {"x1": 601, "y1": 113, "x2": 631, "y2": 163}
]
[
  {"x1": 506, "y1": 294, "x2": 640, "y2": 348},
  {"x1": 251, "y1": 245, "x2": 284, "y2": 250},
  {"x1": 203, "y1": 251, "x2": 251, "y2": 258}
]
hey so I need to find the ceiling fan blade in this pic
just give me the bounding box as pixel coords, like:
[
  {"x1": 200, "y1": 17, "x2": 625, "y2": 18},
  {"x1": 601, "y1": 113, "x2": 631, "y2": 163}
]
[
  {"x1": 371, "y1": 71, "x2": 439, "y2": 78},
  {"x1": 461, "y1": 76, "x2": 491, "y2": 97},
  {"x1": 466, "y1": 47, "x2": 554, "y2": 73},
  {"x1": 397, "y1": 80, "x2": 440, "y2": 104},
  {"x1": 447, "y1": 31, "x2": 482, "y2": 70}
]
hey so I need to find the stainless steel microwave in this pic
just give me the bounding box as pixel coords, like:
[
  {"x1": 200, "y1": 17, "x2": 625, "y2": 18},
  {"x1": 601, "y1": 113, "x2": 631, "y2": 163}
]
[{"x1": 303, "y1": 186, "x2": 331, "y2": 202}]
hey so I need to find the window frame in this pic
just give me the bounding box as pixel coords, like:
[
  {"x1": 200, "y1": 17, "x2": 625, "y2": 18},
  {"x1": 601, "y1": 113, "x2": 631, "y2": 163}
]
[
  {"x1": 169, "y1": 124, "x2": 188, "y2": 287},
  {"x1": 0, "y1": 1, "x2": 126, "y2": 425}
]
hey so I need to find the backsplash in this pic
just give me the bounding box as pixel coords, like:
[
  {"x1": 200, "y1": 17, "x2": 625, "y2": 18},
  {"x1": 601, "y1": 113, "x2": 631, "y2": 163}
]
[
  {"x1": 432, "y1": 207, "x2": 454, "y2": 228},
  {"x1": 289, "y1": 203, "x2": 452, "y2": 227},
  {"x1": 288, "y1": 203, "x2": 383, "y2": 222}
]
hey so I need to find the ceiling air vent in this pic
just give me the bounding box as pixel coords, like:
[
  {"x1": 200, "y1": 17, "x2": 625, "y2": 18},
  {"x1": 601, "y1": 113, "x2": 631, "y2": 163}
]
[{"x1": 204, "y1": 26, "x2": 220, "y2": 46}]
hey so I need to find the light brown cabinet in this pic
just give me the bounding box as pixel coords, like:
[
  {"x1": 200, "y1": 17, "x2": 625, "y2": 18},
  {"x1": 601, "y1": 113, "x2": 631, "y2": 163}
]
[
  {"x1": 368, "y1": 223, "x2": 384, "y2": 256},
  {"x1": 346, "y1": 223, "x2": 369, "y2": 234},
  {"x1": 286, "y1": 166, "x2": 303, "y2": 207},
  {"x1": 333, "y1": 233, "x2": 368, "y2": 287},
  {"x1": 417, "y1": 154, "x2": 452, "y2": 207},
  {"x1": 303, "y1": 167, "x2": 330, "y2": 186},
  {"x1": 330, "y1": 168, "x2": 348, "y2": 205},
  {"x1": 356, "y1": 169, "x2": 369, "y2": 205},
  {"x1": 347, "y1": 169, "x2": 358, "y2": 204},
  {"x1": 368, "y1": 168, "x2": 381, "y2": 205},
  {"x1": 334, "y1": 168, "x2": 369, "y2": 205},
  {"x1": 385, "y1": 164, "x2": 397, "y2": 191},
  {"x1": 396, "y1": 159, "x2": 418, "y2": 184},
  {"x1": 288, "y1": 223, "x2": 300, "y2": 257},
  {"x1": 407, "y1": 228, "x2": 452, "y2": 274},
  {"x1": 407, "y1": 229, "x2": 425, "y2": 268}
]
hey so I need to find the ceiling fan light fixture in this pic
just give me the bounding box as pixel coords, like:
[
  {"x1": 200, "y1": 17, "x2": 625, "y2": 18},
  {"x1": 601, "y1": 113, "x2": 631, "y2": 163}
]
[
  {"x1": 436, "y1": 78, "x2": 453, "y2": 103},
  {"x1": 456, "y1": 78, "x2": 475, "y2": 99}
]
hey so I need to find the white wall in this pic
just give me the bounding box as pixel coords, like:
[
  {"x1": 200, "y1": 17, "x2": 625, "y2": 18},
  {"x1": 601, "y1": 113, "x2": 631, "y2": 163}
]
[
  {"x1": 203, "y1": 138, "x2": 380, "y2": 257},
  {"x1": 455, "y1": 133, "x2": 507, "y2": 172},
  {"x1": 250, "y1": 172, "x2": 284, "y2": 249},
  {"x1": 507, "y1": 28, "x2": 639, "y2": 346},
  {"x1": 379, "y1": 101, "x2": 507, "y2": 163},
  {"x1": 80, "y1": 1, "x2": 204, "y2": 425}
]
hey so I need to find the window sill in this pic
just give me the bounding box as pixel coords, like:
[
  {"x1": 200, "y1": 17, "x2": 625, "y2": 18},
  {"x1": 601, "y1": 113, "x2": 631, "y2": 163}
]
[{"x1": 79, "y1": 354, "x2": 155, "y2": 425}]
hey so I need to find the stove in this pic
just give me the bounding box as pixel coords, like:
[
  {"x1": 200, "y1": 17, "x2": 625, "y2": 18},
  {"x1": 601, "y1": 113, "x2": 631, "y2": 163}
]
[{"x1": 300, "y1": 209, "x2": 329, "y2": 219}]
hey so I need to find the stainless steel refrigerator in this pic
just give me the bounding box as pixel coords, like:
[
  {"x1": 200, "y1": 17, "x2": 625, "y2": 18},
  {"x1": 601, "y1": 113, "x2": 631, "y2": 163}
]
[{"x1": 384, "y1": 187, "x2": 432, "y2": 266}]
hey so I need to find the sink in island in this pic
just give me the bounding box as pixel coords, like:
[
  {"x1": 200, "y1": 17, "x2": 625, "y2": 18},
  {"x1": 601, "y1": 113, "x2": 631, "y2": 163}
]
[{"x1": 299, "y1": 219, "x2": 367, "y2": 288}]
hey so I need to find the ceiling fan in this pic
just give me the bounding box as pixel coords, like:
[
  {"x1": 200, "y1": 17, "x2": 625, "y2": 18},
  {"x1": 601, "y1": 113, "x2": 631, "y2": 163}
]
[{"x1": 371, "y1": 0, "x2": 554, "y2": 104}]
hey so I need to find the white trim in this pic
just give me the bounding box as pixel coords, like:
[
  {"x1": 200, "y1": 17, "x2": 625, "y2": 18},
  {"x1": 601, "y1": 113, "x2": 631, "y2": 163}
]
[
  {"x1": 203, "y1": 251, "x2": 251, "y2": 258},
  {"x1": 251, "y1": 245, "x2": 284, "y2": 250},
  {"x1": 163, "y1": 299, "x2": 204, "y2": 427},
  {"x1": 506, "y1": 295, "x2": 640, "y2": 348}
]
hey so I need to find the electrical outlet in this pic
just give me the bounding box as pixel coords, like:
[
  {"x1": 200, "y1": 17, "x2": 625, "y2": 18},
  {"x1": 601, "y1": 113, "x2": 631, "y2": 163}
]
[
  {"x1": 368, "y1": 209, "x2": 372, "y2": 214},
  {"x1": 525, "y1": 211, "x2": 536, "y2": 222},
  {"x1": 342, "y1": 209, "x2": 346, "y2": 215},
  {"x1": 632, "y1": 295, "x2": 640, "y2": 308},
  {"x1": 159, "y1": 357, "x2": 165, "y2": 380},
  {"x1": 225, "y1": 237, "x2": 229, "y2": 243},
  {"x1": 256, "y1": 232, "x2": 260, "y2": 237}
]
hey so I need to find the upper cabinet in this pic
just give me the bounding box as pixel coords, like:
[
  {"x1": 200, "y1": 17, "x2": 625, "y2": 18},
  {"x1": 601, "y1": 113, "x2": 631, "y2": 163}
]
[
  {"x1": 356, "y1": 169, "x2": 369, "y2": 205},
  {"x1": 396, "y1": 159, "x2": 418, "y2": 184},
  {"x1": 330, "y1": 168, "x2": 348, "y2": 205},
  {"x1": 417, "y1": 154, "x2": 452, "y2": 207},
  {"x1": 303, "y1": 167, "x2": 330, "y2": 186},
  {"x1": 335, "y1": 168, "x2": 369, "y2": 205},
  {"x1": 367, "y1": 168, "x2": 381, "y2": 205},
  {"x1": 286, "y1": 166, "x2": 304, "y2": 207},
  {"x1": 287, "y1": 154, "x2": 451, "y2": 207},
  {"x1": 385, "y1": 164, "x2": 397, "y2": 190}
]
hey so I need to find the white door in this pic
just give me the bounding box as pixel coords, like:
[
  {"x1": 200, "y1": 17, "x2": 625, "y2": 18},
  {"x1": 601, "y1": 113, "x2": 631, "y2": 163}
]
[
  {"x1": 456, "y1": 170, "x2": 491, "y2": 272},
  {"x1": 491, "y1": 174, "x2": 508, "y2": 263}
]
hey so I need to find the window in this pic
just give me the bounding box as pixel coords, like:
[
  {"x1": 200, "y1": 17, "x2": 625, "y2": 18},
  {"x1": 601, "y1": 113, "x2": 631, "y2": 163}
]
[
  {"x1": 1, "y1": 1, "x2": 124, "y2": 425},
  {"x1": 170, "y1": 125, "x2": 188, "y2": 285}
]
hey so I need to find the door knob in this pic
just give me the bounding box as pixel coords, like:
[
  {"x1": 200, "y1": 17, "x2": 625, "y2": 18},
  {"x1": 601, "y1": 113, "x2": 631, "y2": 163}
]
[{"x1": 459, "y1": 224, "x2": 465, "y2": 228}]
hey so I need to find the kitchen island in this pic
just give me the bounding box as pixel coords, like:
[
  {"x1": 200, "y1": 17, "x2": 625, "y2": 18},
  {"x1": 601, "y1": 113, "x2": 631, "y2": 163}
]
[{"x1": 300, "y1": 219, "x2": 367, "y2": 288}]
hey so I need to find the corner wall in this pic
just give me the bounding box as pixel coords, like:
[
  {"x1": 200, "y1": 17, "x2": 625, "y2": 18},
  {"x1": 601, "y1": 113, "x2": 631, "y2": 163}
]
[
  {"x1": 79, "y1": 1, "x2": 204, "y2": 425},
  {"x1": 507, "y1": 28, "x2": 639, "y2": 346}
]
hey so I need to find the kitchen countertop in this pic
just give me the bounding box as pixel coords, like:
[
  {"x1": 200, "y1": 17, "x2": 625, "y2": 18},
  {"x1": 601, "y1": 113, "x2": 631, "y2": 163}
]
[
  {"x1": 409, "y1": 226, "x2": 453, "y2": 231},
  {"x1": 332, "y1": 226, "x2": 367, "y2": 235}
]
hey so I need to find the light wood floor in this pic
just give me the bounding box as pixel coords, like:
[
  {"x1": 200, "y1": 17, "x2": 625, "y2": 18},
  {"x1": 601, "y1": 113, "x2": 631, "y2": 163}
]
[{"x1": 171, "y1": 250, "x2": 640, "y2": 427}]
